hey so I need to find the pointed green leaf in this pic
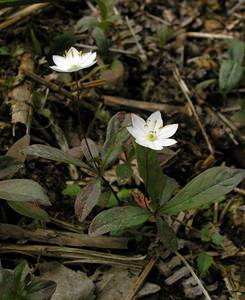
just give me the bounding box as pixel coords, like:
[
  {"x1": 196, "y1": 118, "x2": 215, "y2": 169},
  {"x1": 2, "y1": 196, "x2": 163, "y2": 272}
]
[
  {"x1": 135, "y1": 145, "x2": 177, "y2": 207},
  {"x1": 197, "y1": 252, "x2": 214, "y2": 275},
  {"x1": 8, "y1": 201, "x2": 49, "y2": 220},
  {"x1": 0, "y1": 179, "x2": 50, "y2": 205},
  {"x1": 228, "y1": 39, "x2": 245, "y2": 65},
  {"x1": 75, "y1": 179, "x2": 101, "y2": 222},
  {"x1": 156, "y1": 218, "x2": 178, "y2": 252},
  {"x1": 26, "y1": 144, "x2": 91, "y2": 170},
  {"x1": 101, "y1": 112, "x2": 130, "y2": 169},
  {"x1": 161, "y1": 167, "x2": 245, "y2": 215},
  {"x1": 89, "y1": 206, "x2": 151, "y2": 236},
  {"x1": 219, "y1": 60, "x2": 244, "y2": 94}
]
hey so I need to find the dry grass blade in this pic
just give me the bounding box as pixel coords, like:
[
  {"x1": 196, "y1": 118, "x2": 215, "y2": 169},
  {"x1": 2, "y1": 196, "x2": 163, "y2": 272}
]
[{"x1": 173, "y1": 68, "x2": 214, "y2": 155}]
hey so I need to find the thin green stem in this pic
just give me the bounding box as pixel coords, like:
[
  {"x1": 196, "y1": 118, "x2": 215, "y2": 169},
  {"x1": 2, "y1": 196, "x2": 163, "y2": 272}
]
[{"x1": 74, "y1": 73, "x2": 120, "y2": 203}]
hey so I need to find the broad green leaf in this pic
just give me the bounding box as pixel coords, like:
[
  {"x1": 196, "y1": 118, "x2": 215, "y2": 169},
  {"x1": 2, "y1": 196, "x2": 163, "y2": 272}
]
[
  {"x1": 116, "y1": 163, "x2": 133, "y2": 179},
  {"x1": 62, "y1": 184, "x2": 81, "y2": 197},
  {"x1": 96, "y1": 0, "x2": 108, "y2": 20},
  {"x1": 156, "y1": 218, "x2": 178, "y2": 252},
  {"x1": 7, "y1": 201, "x2": 49, "y2": 220},
  {"x1": 25, "y1": 280, "x2": 56, "y2": 300},
  {"x1": 75, "y1": 16, "x2": 98, "y2": 33},
  {"x1": 93, "y1": 26, "x2": 109, "y2": 54},
  {"x1": 197, "y1": 252, "x2": 214, "y2": 275},
  {"x1": 0, "y1": 179, "x2": 50, "y2": 205},
  {"x1": 89, "y1": 206, "x2": 151, "y2": 236},
  {"x1": 135, "y1": 145, "x2": 177, "y2": 208},
  {"x1": 0, "y1": 156, "x2": 22, "y2": 179},
  {"x1": 0, "y1": 46, "x2": 10, "y2": 55},
  {"x1": 200, "y1": 227, "x2": 211, "y2": 242},
  {"x1": 211, "y1": 233, "x2": 224, "y2": 245},
  {"x1": 14, "y1": 260, "x2": 30, "y2": 288},
  {"x1": 219, "y1": 60, "x2": 244, "y2": 94},
  {"x1": 161, "y1": 167, "x2": 245, "y2": 215},
  {"x1": 74, "y1": 179, "x2": 101, "y2": 222},
  {"x1": 26, "y1": 144, "x2": 91, "y2": 170},
  {"x1": 155, "y1": 24, "x2": 175, "y2": 48},
  {"x1": 228, "y1": 39, "x2": 245, "y2": 65},
  {"x1": 7, "y1": 134, "x2": 30, "y2": 162},
  {"x1": 0, "y1": 265, "x2": 17, "y2": 300},
  {"x1": 101, "y1": 112, "x2": 130, "y2": 170}
]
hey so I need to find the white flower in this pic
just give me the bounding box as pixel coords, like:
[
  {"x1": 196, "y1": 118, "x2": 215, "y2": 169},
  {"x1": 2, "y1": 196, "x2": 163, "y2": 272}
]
[
  {"x1": 127, "y1": 111, "x2": 178, "y2": 150},
  {"x1": 50, "y1": 47, "x2": 96, "y2": 72}
]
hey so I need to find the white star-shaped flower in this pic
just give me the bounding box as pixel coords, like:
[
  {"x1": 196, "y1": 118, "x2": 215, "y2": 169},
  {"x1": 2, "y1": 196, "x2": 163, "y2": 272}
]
[
  {"x1": 50, "y1": 47, "x2": 96, "y2": 73},
  {"x1": 127, "y1": 111, "x2": 178, "y2": 150}
]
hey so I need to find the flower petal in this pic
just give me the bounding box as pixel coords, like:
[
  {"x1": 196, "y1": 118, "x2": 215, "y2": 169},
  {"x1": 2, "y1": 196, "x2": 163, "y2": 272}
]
[
  {"x1": 52, "y1": 55, "x2": 67, "y2": 67},
  {"x1": 66, "y1": 47, "x2": 81, "y2": 66},
  {"x1": 131, "y1": 114, "x2": 146, "y2": 130},
  {"x1": 80, "y1": 52, "x2": 96, "y2": 67},
  {"x1": 157, "y1": 138, "x2": 177, "y2": 146},
  {"x1": 146, "y1": 111, "x2": 163, "y2": 131},
  {"x1": 158, "y1": 124, "x2": 178, "y2": 139},
  {"x1": 50, "y1": 65, "x2": 68, "y2": 72},
  {"x1": 127, "y1": 126, "x2": 146, "y2": 139}
]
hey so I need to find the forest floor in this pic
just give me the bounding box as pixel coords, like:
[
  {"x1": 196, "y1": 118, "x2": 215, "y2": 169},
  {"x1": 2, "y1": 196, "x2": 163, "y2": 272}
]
[{"x1": 0, "y1": 0, "x2": 244, "y2": 299}]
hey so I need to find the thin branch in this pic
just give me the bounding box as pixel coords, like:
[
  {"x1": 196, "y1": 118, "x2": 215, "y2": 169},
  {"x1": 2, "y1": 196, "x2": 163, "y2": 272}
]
[
  {"x1": 125, "y1": 258, "x2": 156, "y2": 300},
  {"x1": 175, "y1": 251, "x2": 212, "y2": 300},
  {"x1": 186, "y1": 32, "x2": 234, "y2": 40},
  {"x1": 173, "y1": 68, "x2": 214, "y2": 155}
]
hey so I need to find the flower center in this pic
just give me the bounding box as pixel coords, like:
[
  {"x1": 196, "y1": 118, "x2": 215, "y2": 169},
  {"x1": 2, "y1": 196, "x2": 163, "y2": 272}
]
[{"x1": 147, "y1": 131, "x2": 157, "y2": 141}]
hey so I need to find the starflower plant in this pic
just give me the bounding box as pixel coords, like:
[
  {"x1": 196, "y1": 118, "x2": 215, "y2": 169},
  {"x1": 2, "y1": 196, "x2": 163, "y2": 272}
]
[
  {"x1": 50, "y1": 46, "x2": 96, "y2": 72},
  {"x1": 127, "y1": 111, "x2": 178, "y2": 150}
]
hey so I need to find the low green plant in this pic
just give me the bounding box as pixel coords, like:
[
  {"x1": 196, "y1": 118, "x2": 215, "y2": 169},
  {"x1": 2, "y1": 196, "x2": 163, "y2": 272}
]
[
  {"x1": 219, "y1": 39, "x2": 245, "y2": 95},
  {"x1": 0, "y1": 260, "x2": 56, "y2": 300},
  {"x1": 26, "y1": 111, "x2": 245, "y2": 252}
]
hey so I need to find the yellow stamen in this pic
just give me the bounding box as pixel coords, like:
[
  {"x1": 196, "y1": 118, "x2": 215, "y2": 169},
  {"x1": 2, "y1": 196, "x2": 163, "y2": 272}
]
[{"x1": 147, "y1": 131, "x2": 157, "y2": 141}]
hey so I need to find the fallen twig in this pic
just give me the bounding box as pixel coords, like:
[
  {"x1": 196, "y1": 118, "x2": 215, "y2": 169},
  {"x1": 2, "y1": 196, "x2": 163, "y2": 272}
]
[
  {"x1": 0, "y1": 244, "x2": 146, "y2": 268},
  {"x1": 0, "y1": 223, "x2": 128, "y2": 249},
  {"x1": 125, "y1": 258, "x2": 156, "y2": 300},
  {"x1": 173, "y1": 68, "x2": 214, "y2": 155},
  {"x1": 186, "y1": 32, "x2": 234, "y2": 40},
  {"x1": 24, "y1": 70, "x2": 96, "y2": 111},
  {"x1": 103, "y1": 95, "x2": 185, "y2": 114},
  {"x1": 175, "y1": 251, "x2": 212, "y2": 300},
  {"x1": 0, "y1": 3, "x2": 49, "y2": 30}
]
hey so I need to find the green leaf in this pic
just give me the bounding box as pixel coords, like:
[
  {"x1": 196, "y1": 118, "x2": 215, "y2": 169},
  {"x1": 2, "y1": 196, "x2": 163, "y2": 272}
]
[
  {"x1": 156, "y1": 218, "x2": 178, "y2": 252},
  {"x1": 93, "y1": 27, "x2": 109, "y2": 54},
  {"x1": 155, "y1": 24, "x2": 175, "y2": 48},
  {"x1": 30, "y1": 28, "x2": 42, "y2": 56},
  {"x1": 135, "y1": 145, "x2": 177, "y2": 208},
  {"x1": 0, "y1": 46, "x2": 10, "y2": 56},
  {"x1": 0, "y1": 179, "x2": 50, "y2": 205},
  {"x1": 25, "y1": 280, "x2": 56, "y2": 300},
  {"x1": 161, "y1": 167, "x2": 245, "y2": 215},
  {"x1": 89, "y1": 206, "x2": 151, "y2": 236},
  {"x1": 74, "y1": 179, "x2": 101, "y2": 222},
  {"x1": 101, "y1": 112, "x2": 130, "y2": 169},
  {"x1": 219, "y1": 60, "x2": 244, "y2": 94},
  {"x1": 0, "y1": 156, "x2": 22, "y2": 179},
  {"x1": 96, "y1": 0, "x2": 108, "y2": 20},
  {"x1": 197, "y1": 252, "x2": 214, "y2": 275},
  {"x1": 14, "y1": 260, "x2": 30, "y2": 287},
  {"x1": 62, "y1": 184, "x2": 81, "y2": 197},
  {"x1": 0, "y1": 265, "x2": 18, "y2": 300},
  {"x1": 26, "y1": 144, "x2": 91, "y2": 170},
  {"x1": 228, "y1": 39, "x2": 245, "y2": 65},
  {"x1": 211, "y1": 232, "x2": 224, "y2": 245},
  {"x1": 7, "y1": 201, "x2": 49, "y2": 220},
  {"x1": 200, "y1": 227, "x2": 211, "y2": 242},
  {"x1": 75, "y1": 16, "x2": 98, "y2": 33},
  {"x1": 116, "y1": 163, "x2": 133, "y2": 179}
]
